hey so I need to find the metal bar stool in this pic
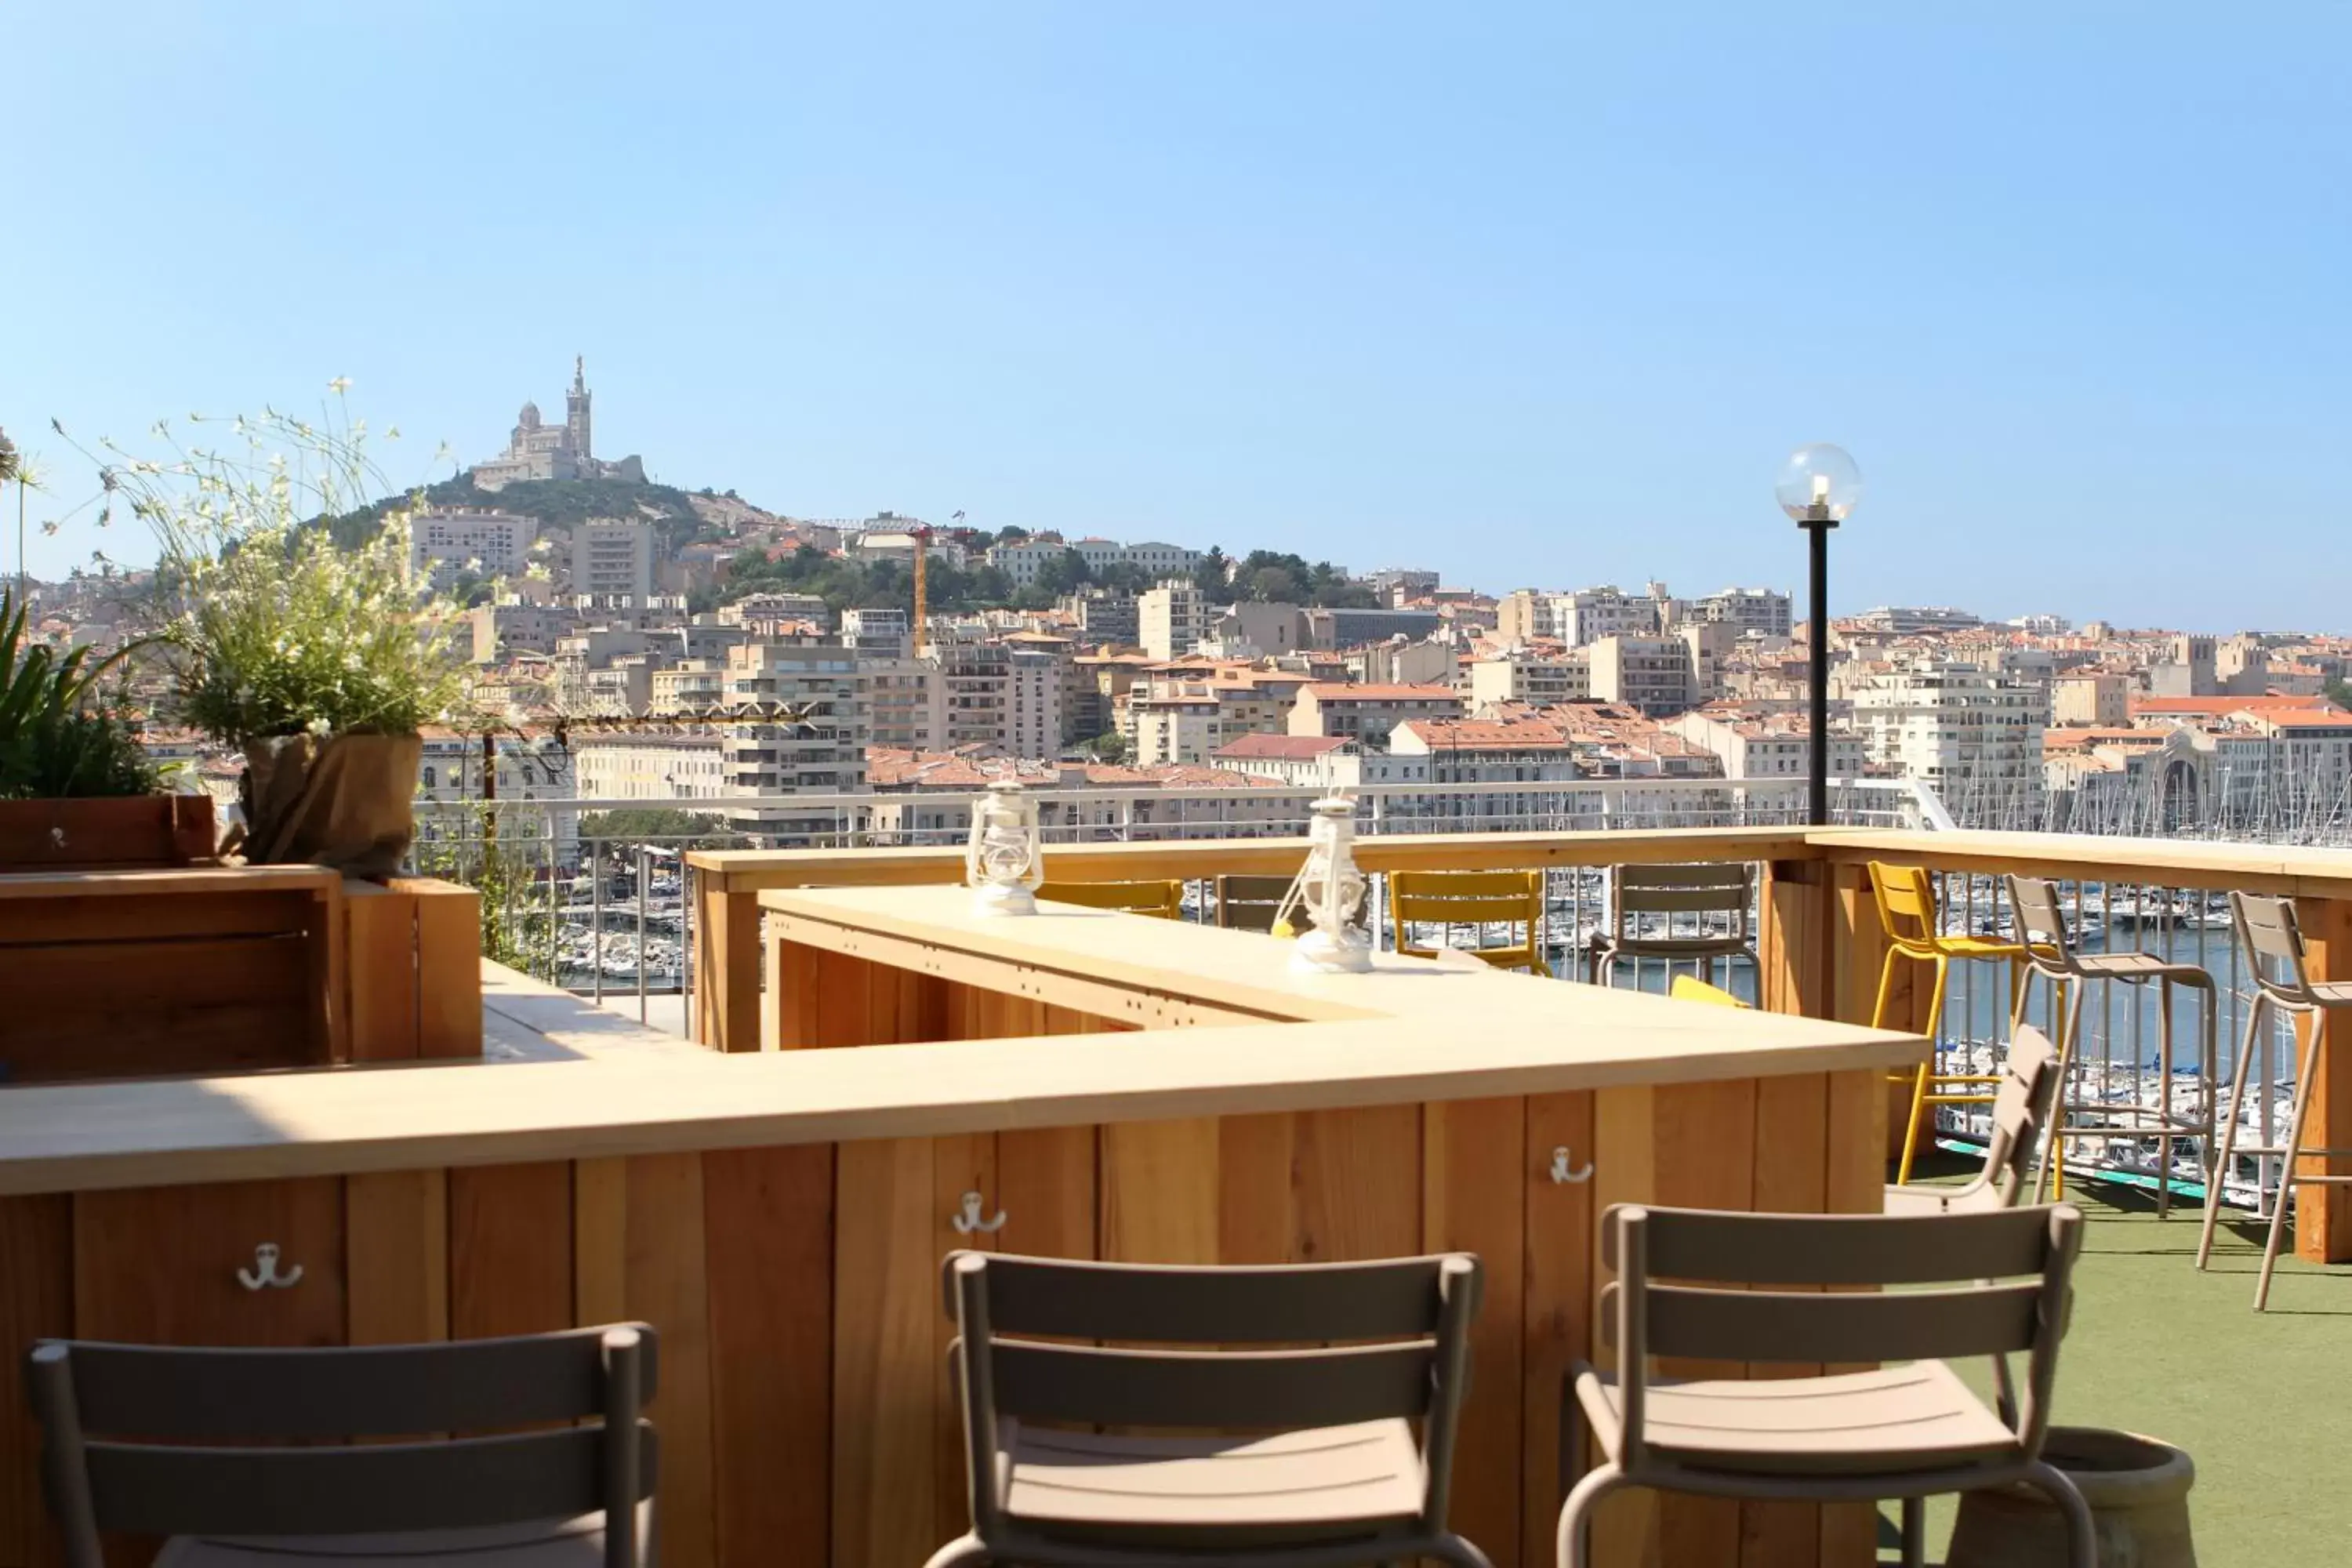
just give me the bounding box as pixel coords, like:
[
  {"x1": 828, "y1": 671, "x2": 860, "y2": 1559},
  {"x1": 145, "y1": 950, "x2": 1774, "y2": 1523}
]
[
  {"x1": 2005, "y1": 874, "x2": 2218, "y2": 1218},
  {"x1": 1870, "y1": 862, "x2": 2031, "y2": 1185},
  {"x1": 2196, "y1": 891, "x2": 2352, "y2": 1309}
]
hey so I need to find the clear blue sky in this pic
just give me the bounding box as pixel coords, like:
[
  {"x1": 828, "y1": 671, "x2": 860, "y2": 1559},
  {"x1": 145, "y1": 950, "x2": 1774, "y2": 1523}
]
[{"x1": 7, "y1": 4, "x2": 2346, "y2": 630}]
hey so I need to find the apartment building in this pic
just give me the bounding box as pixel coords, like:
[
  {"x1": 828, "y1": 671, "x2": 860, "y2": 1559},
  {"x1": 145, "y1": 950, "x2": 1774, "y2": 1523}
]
[
  {"x1": 1287, "y1": 683, "x2": 1465, "y2": 746},
  {"x1": 572, "y1": 730, "x2": 728, "y2": 803},
  {"x1": 1061, "y1": 589, "x2": 1139, "y2": 647},
  {"x1": 1465, "y1": 650, "x2": 1591, "y2": 710},
  {"x1": 2051, "y1": 671, "x2": 2132, "y2": 728},
  {"x1": 1210, "y1": 733, "x2": 1432, "y2": 791},
  {"x1": 1695, "y1": 586, "x2": 1794, "y2": 639},
  {"x1": 469, "y1": 602, "x2": 575, "y2": 662},
  {"x1": 988, "y1": 535, "x2": 1200, "y2": 587},
  {"x1": 1850, "y1": 658, "x2": 2049, "y2": 824},
  {"x1": 411, "y1": 507, "x2": 535, "y2": 590},
  {"x1": 720, "y1": 642, "x2": 867, "y2": 834},
  {"x1": 1587, "y1": 634, "x2": 1695, "y2": 717},
  {"x1": 855, "y1": 658, "x2": 947, "y2": 752},
  {"x1": 1560, "y1": 586, "x2": 1664, "y2": 647},
  {"x1": 840, "y1": 608, "x2": 913, "y2": 659},
  {"x1": 571, "y1": 521, "x2": 655, "y2": 606},
  {"x1": 1664, "y1": 708, "x2": 1867, "y2": 780},
  {"x1": 651, "y1": 659, "x2": 727, "y2": 714},
  {"x1": 720, "y1": 592, "x2": 830, "y2": 628},
  {"x1": 1139, "y1": 583, "x2": 1212, "y2": 661},
  {"x1": 1307, "y1": 607, "x2": 1443, "y2": 649}
]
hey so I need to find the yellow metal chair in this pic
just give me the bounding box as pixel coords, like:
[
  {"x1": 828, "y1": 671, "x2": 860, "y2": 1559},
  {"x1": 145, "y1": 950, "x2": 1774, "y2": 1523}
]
[
  {"x1": 1869, "y1": 861, "x2": 2028, "y2": 1184},
  {"x1": 1669, "y1": 974, "x2": 1749, "y2": 1008},
  {"x1": 1036, "y1": 879, "x2": 1185, "y2": 920},
  {"x1": 1388, "y1": 869, "x2": 1548, "y2": 975}
]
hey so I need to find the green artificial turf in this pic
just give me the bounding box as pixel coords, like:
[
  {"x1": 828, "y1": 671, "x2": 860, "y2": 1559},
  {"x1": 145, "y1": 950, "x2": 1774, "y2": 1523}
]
[{"x1": 1883, "y1": 1156, "x2": 2350, "y2": 1565}]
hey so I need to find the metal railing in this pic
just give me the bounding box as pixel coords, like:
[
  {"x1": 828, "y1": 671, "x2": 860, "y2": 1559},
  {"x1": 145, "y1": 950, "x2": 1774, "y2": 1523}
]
[{"x1": 409, "y1": 775, "x2": 1931, "y2": 1025}]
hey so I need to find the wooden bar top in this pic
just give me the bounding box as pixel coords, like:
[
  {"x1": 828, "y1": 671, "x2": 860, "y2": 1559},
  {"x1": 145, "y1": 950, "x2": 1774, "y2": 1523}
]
[{"x1": 0, "y1": 889, "x2": 1922, "y2": 1196}]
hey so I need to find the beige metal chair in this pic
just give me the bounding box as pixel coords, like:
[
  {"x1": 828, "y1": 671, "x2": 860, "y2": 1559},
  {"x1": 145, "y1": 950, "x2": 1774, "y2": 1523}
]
[
  {"x1": 1588, "y1": 862, "x2": 1757, "y2": 989},
  {"x1": 2006, "y1": 874, "x2": 2218, "y2": 1215},
  {"x1": 2197, "y1": 891, "x2": 2352, "y2": 1309},
  {"x1": 1037, "y1": 879, "x2": 1185, "y2": 919},
  {"x1": 1214, "y1": 873, "x2": 1364, "y2": 935},
  {"x1": 28, "y1": 1324, "x2": 656, "y2": 1567},
  {"x1": 1885, "y1": 1024, "x2": 2063, "y2": 1217},
  {"x1": 927, "y1": 1250, "x2": 1493, "y2": 1568},
  {"x1": 1559, "y1": 1203, "x2": 2091, "y2": 1568}
]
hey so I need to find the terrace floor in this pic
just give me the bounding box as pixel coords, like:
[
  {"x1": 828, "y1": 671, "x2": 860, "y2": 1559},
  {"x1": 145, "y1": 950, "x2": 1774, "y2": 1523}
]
[{"x1": 1898, "y1": 1152, "x2": 2347, "y2": 1566}]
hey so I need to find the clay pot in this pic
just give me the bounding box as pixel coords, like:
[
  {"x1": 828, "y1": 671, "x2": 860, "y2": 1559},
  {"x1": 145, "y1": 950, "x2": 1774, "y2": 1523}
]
[{"x1": 1948, "y1": 1427, "x2": 2195, "y2": 1568}]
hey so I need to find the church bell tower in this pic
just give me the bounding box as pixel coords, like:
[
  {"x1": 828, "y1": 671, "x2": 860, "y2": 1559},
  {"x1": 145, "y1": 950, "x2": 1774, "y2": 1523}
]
[{"x1": 564, "y1": 355, "x2": 593, "y2": 463}]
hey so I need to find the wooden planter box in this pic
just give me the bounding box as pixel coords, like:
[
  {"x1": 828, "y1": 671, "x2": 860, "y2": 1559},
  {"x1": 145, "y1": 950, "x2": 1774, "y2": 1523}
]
[
  {"x1": 0, "y1": 867, "x2": 481, "y2": 1085},
  {"x1": 0, "y1": 793, "x2": 215, "y2": 873}
]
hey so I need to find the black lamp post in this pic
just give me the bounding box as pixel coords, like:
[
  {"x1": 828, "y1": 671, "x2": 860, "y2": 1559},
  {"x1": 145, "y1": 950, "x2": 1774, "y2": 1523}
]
[{"x1": 1775, "y1": 444, "x2": 1862, "y2": 826}]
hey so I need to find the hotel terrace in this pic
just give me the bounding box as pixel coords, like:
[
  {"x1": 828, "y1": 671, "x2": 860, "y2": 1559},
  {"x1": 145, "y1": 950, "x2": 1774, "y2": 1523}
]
[{"x1": 4, "y1": 792, "x2": 2349, "y2": 1568}]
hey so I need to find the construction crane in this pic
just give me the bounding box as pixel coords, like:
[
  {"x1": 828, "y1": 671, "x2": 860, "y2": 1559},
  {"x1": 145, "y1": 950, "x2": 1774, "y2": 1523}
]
[{"x1": 909, "y1": 522, "x2": 935, "y2": 657}]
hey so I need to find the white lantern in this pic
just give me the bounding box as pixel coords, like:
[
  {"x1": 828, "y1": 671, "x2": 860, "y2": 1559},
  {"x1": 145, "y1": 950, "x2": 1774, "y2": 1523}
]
[
  {"x1": 965, "y1": 780, "x2": 1043, "y2": 916},
  {"x1": 1280, "y1": 795, "x2": 1373, "y2": 974}
]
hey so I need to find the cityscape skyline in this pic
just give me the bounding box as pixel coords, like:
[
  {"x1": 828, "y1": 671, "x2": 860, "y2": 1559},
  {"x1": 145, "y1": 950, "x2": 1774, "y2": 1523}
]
[{"x1": 7, "y1": 6, "x2": 2347, "y2": 629}]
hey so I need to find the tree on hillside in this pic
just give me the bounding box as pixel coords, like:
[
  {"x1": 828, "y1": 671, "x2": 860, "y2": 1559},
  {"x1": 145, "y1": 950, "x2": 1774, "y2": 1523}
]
[{"x1": 1192, "y1": 546, "x2": 1230, "y2": 596}]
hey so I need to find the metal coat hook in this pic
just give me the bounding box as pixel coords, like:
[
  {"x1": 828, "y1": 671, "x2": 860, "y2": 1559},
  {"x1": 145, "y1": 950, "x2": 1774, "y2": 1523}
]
[
  {"x1": 49, "y1": 826, "x2": 66, "y2": 849},
  {"x1": 951, "y1": 1191, "x2": 1007, "y2": 1235},
  {"x1": 237, "y1": 1242, "x2": 304, "y2": 1290},
  {"x1": 1548, "y1": 1146, "x2": 1594, "y2": 1185}
]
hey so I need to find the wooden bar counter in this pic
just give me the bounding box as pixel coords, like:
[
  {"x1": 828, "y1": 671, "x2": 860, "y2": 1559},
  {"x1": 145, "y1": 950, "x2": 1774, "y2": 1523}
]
[{"x1": 0, "y1": 891, "x2": 1922, "y2": 1568}]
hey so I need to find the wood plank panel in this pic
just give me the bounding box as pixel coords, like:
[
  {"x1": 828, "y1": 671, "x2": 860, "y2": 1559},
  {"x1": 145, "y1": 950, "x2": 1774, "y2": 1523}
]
[
  {"x1": 408, "y1": 881, "x2": 482, "y2": 1059},
  {"x1": 1293, "y1": 1105, "x2": 1422, "y2": 1263},
  {"x1": 1818, "y1": 1067, "x2": 1887, "y2": 1568},
  {"x1": 0, "y1": 1195, "x2": 70, "y2": 1568},
  {"x1": 1739, "y1": 1076, "x2": 1828, "y2": 1568},
  {"x1": 931, "y1": 1131, "x2": 997, "y2": 1537},
  {"x1": 769, "y1": 936, "x2": 823, "y2": 1051},
  {"x1": 2292, "y1": 895, "x2": 2352, "y2": 1261},
  {"x1": 832, "y1": 1138, "x2": 940, "y2": 1568},
  {"x1": 74, "y1": 1178, "x2": 346, "y2": 1348},
  {"x1": 811, "y1": 949, "x2": 874, "y2": 1050},
  {"x1": 345, "y1": 887, "x2": 419, "y2": 1062},
  {"x1": 1217, "y1": 1112, "x2": 1296, "y2": 1264},
  {"x1": 1760, "y1": 858, "x2": 1833, "y2": 1018},
  {"x1": 626, "y1": 1153, "x2": 714, "y2": 1568},
  {"x1": 449, "y1": 1163, "x2": 572, "y2": 1339},
  {"x1": 1652, "y1": 1079, "x2": 1759, "y2": 1568},
  {"x1": 1102, "y1": 1118, "x2": 1220, "y2": 1264},
  {"x1": 0, "y1": 938, "x2": 314, "y2": 1082},
  {"x1": 1586, "y1": 1083, "x2": 1657, "y2": 1568},
  {"x1": 1423, "y1": 1098, "x2": 1526, "y2": 1568},
  {"x1": 1522, "y1": 1091, "x2": 1595, "y2": 1568},
  {"x1": 572, "y1": 1157, "x2": 630, "y2": 1326},
  {"x1": 345, "y1": 1169, "x2": 448, "y2": 1345},
  {"x1": 704, "y1": 1145, "x2": 834, "y2": 1568},
  {"x1": 696, "y1": 880, "x2": 760, "y2": 1051}
]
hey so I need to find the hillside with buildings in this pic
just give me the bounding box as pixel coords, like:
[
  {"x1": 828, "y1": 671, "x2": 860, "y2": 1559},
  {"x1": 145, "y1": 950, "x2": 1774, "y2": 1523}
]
[{"x1": 26, "y1": 361, "x2": 2352, "y2": 849}]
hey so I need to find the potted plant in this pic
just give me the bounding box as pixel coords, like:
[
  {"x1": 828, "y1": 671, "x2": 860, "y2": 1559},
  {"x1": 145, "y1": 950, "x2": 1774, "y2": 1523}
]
[
  {"x1": 0, "y1": 587, "x2": 210, "y2": 869},
  {"x1": 96, "y1": 398, "x2": 467, "y2": 879}
]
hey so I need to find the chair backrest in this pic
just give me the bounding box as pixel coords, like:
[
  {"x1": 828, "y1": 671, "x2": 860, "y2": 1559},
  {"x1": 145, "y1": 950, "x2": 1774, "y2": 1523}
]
[
  {"x1": 27, "y1": 1325, "x2": 658, "y2": 1568},
  {"x1": 943, "y1": 1250, "x2": 1481, "y2": 1534},
  {"x1": 1389, "y1": 869, "x2": 1544, "y2": 970},
  {"x1": 1610, "y1": 862, "x2": 1754, "y2": 943},
  {"x1": 2232, "y1": 891, "x2": 2315, "y2": 1006},
  {"x1": 1214, "y1": 873, "x2": 1364, "y2": 934},
  {"x1": 1867, "y1": 861, "x2": 1944, "y2": 953},
  {"x1": 1214, "y1": 873, "x2": 1295, "y2": 933},
  {"x1": 1037, "y1": 879, "x2": 1185, "y2": 919},
  {"x1": 2004, "y1": 875, "x2": 2075, "y2": 976},
  {"x1": 1601, "y1": 1203, "x2": 2080, "y2": 1474},
  {"x1": 1668, "y1": 975, "x2": 1749, "y2": 1008},
  {"x1": 1977, "y1": 1025, "x2": 2064, "y2": 1208}
]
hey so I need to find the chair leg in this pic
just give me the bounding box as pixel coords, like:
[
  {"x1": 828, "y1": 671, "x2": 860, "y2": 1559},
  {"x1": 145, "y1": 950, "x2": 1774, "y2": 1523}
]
[
  {"x1": 1870, "y1": 943, "x2": 1904, "y2": 1031},
  {"x1": 920, "y1": 1533, "x2": 992, "y2": 1568},
  {"x1": 1896, "y1": 956, "x2": 1953, "y2": 1183},
  {"x1": 2037, "y1": 982, "x2": 2086, "y2": 1206},
  {"x1": 2256, "y1": 1012, "x2": 2326, "y2": 1312},
  {"x1": 2024, "y1": 1459, "x2": 2098, "y2": 1568},
  {"x1": 2198, "y1": 993, "x2": 2266, "y2": 1271},
  {"x1": 1554, "y1": 1465, "x2": 1624, "y2": 1568},
  {"x1": 1900, "y1": 1495, "x2": 1927, "y2": 1568}
]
